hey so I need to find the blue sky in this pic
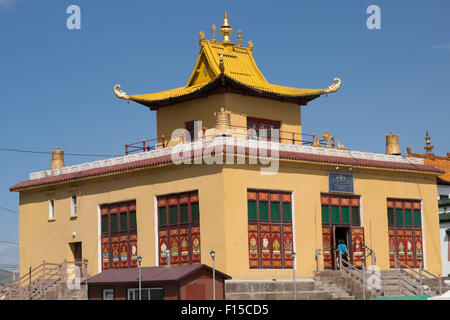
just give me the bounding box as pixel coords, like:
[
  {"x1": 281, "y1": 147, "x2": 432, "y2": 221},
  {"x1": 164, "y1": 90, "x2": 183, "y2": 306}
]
[{"x1": 0, "y1": 0, "x2": 449, "y2": 268}]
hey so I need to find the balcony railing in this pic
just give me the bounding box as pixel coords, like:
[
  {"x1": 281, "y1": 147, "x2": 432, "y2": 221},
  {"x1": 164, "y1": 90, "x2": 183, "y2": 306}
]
[{"x1": 125, "y1": 125, "x2": 339, "y2": 155}]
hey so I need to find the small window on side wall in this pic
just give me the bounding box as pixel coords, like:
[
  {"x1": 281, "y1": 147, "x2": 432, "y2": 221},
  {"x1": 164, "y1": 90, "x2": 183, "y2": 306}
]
[
  {"x1": 102, "y1": 288, "x2": 114, "y2": 300},
  {"x1": 49, "y1": 199, "x2": 55, "y2": 219},
  {"x1": 71, "y1": 196, "x2": 77, "y2": 216}
]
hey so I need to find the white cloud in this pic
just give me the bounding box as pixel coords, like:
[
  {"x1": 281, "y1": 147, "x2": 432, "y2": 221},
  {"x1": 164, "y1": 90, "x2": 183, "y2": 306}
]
[
  {"x1": 0, "y1": 0, "x2": 19, "y2": 8},
  {"x1": 432, "y1": 43, "x2": 450, "y2": 50}
]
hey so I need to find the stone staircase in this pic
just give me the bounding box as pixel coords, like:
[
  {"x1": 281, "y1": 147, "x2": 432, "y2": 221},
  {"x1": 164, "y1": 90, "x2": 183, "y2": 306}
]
[
  {"x1": 2, "y1": 260, "x2": 87, "y2": 300},
  {"x1": 314, "y1": 268, "x2": 440, "y2": 299},
  {"x1": 225, "y1": 279, "x2": 354, "y2": 300}
]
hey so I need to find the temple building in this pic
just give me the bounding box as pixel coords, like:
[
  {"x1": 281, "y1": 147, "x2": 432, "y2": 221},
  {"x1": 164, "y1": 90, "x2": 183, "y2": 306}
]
[
  {"x1": 10, "y1": 12, "x2": 444, "y2": 285},
  {"x1": 407, "y1": 132, "x2": 450, "y2": 276}
]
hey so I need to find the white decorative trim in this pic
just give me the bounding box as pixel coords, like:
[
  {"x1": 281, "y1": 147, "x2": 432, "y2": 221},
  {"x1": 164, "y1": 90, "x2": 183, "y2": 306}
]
[{"x1": 29, "y1": 137, "x2": 425, "y2": 180}]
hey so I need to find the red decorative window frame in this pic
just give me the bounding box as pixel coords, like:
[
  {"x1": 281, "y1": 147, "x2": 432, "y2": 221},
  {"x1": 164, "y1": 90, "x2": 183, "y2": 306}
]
[
  {"x1": 101, "y1": 200, "x2": 138, "y2": 270},
  {"x1": 387, "y1": 199, "x2": 423, "y2": 268},
  {"x1": 247, "y1": 190, "x2": 293, "y2": 269},
  {"x1": 157, "y1": 191, "x2": 200, "y2": 266}
]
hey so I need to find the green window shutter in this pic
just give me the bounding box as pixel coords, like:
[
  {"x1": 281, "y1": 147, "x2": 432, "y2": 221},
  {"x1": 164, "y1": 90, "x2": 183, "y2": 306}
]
[
  {"x1": 321, "y1": 205, "x2": 330, "y2": 224},
  {"x1": 110, "y1": 213, "x2": 118, "y2": 232},
  {"x1": 271, "y1": 202, "x2": 281, "y2": 221},
  {"x1": 331, "y1": 206, "x2": 340, "y2": 224},
  {"x1": 191, "y1": 203, "x2": 199, "y2": 222},
  {"x1": 120, "y1": 212, "x2": 128, "y2": 231},
  {"x1": 129, "y1": 211, "x2": 137, "y2": 230},
  {"x1": 352, "y1": 206, "x2": 360, "y2": 226},
  {"x1": 342, "y1": 206, "x2": 350, "y2": 224},
  {"x1": 169, "y1": 206, "x2": 178, "y2": 225},
  {"x1": 158, "y1": 207, "x2": 167, "y2": 226},
  {"x1": 405, "y1": 209, "x2": 413, "y2": 227},
  {"x1": 282, "y1": 202, "x2": 292, "y2": 222},
  {"x1": 414, "y1": 210, "x2": 421, "y2": 227},
  {"x1": 395, "y1": 209, "x2": 403, "y2": 226},
  {"x1": 259, "y1": 201, "x2": 269, "y2": 221},
  {"x1": 180, "y1": 204, "x2": 189, "y2": 224},
  {"x1": 248, "y1": 200, "x2": 257, "y2": 220},
  {"x1": 387, "y1": 208, "x2": 394, "y2": 227},
  {"x1": 101, "y1": 215, "x2": 109, "y2": 234}
]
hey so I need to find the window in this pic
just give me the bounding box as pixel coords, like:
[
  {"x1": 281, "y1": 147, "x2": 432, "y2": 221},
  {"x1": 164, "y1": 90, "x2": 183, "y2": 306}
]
[
  {"x1": 387, "y1": 199, "x2": 423, "y2": 268},
  {"x1": 185, "y1": 121, "x2": 200, "y2": 142},
  {"x1": 127, "y1": 288, "x2": 164, "y2": 300},
  {"x1": 247, "y1": 117, "x2": 280, "y2": 142},
  {"x1": 49, "y1": 199, "x2": 55, "y2": 219},
  {"x1": 102, "y1": 289, "x2": 114, "y2": 300},
  {"x1": 100, "y1": 200, "x2": 138, "y2": 270},
  {"x1": 71, "y1": 196, "x2": 77, "y2": 216},
  {"x1": 440, "y1": 195, "x2": 449, "y2": 199},
  {"x1": 247, "y1": 190, "x2": 293, "y2": 269},
  {"x1": 320, "y1": 194, "x2": 361, "y2": 226},
  {"x1": 157, "y1": 191, "x2": 200, "y2": 266}
]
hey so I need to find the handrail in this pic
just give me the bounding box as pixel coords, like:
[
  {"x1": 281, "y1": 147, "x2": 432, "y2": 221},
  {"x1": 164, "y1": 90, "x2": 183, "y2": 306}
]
[
  {"x1": 3, "y1": 260, "x2": 87, "y2": 300},
  {"x1": 124, "y1": 126, "x2": 338, "y2": 155}
]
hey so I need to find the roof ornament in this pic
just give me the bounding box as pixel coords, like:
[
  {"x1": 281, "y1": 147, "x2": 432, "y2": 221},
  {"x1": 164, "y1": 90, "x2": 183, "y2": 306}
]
[
  {"x1": 113, "y1": 84, "x2": 129, "y2": 100},
  {"x1": 324, "y1": 78, "x2": 342, "y2": 94},
  {"x1": 248, "y1": 40, "x2": 253, "y2": 51},
  {"x1": 237, "y1": 29, "x2": 243, "y2": 47},
  {"x1": 212, "y1": 24, "x2": 216, "y2": 42},
  {"x1": 199, "y1": 31, "x2": 205, "y2": 42},
  {"x1": 219, "y1": 11, "x2": 234, "y2": 44},
  {"x1": 219, "y1": 54, "x2": 225, "y2": 74},
  {"x1": 424, "y1": 130, "x2": 434, "y2": 154}
]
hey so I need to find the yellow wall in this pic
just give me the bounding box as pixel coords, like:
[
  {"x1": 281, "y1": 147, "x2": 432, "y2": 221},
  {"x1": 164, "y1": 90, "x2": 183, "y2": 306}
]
[
  {"x1": 17, "y1": 158, "x2": 442, "y2": 280},
  {"x1": 156, "y1": 93, "x2": 302, "y2": 147}
]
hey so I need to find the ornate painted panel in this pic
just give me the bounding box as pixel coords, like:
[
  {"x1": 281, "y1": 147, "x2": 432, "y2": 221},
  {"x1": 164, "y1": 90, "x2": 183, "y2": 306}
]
[
  {"x1": 351, "y1": 227, "x2": 365, "y2": 267},
  {"x1": 322, "y1": 227, "x2": 332, "y2": 269}
]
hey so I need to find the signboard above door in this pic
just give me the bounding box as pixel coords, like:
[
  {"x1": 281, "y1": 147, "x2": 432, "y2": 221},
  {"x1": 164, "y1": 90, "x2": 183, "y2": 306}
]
[{"x1": 329, "y1": 172, "x2": 354, "y2": 193}]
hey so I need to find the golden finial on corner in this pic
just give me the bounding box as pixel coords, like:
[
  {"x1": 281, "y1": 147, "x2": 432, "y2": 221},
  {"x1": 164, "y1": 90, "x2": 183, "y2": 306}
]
[
  {"x1": 424, "y1": 130, "x2": 434, "y2": 154},
  {"x1": 238, "y1": 29, "x2": 242, "y2": 47},
  {"x1": 199, "y1": 31, "x2": 205, "y2": 42},
  {"x1": 322, "y1": 130, "x2": 333, "y2": 148},
  {"x1": 248, "y1": 40, "x2": 253, "y2": 51},
  {"x1": 212, "y1": 24, "x2": 216, "y2": 42},
  {"x1": 219, "y1": 10, "x2": 234, "y2": 44}
]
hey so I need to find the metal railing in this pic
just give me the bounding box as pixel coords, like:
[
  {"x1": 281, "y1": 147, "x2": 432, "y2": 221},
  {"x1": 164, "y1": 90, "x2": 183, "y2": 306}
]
[
  {"x1": 394, "y1": 255, "x2": 447, "y2": 296},
  {"x1": 124, "y1": 125, "x2": 337, "y2": 155},
  {"x1": 2, "y1": 260, "x2": 87, "y2": 300}
]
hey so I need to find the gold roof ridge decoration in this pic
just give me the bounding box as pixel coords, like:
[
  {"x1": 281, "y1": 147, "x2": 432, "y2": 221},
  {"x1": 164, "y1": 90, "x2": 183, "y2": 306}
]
[{"x1": 113, "y1": 11, "x2": 342, "y2": 110}]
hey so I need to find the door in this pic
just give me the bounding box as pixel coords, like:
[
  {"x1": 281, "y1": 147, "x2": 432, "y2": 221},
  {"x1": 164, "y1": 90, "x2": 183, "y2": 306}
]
[{"x1": 69, "y1": 242, "x2": 82, "y2": 267}]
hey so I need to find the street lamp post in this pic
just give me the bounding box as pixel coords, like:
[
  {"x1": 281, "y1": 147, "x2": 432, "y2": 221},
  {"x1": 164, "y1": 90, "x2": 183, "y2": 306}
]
[
  {"x1": 166, "y1": 249, "x2": 171, "y2": 266},
  {"x1": 210, "y1": 250, "x2": 216, "y2": 300},
  {"x1": 292, "y1": 251, "x2": 296, "y2": 300},
  {"x1": 137, "y1": 256, "x2": 142, "y2": 301}
]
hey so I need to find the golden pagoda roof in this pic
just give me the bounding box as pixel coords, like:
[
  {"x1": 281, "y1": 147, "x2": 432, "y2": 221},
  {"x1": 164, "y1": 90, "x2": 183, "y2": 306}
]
[{"x1": 113, "y1": 12, "x2": 342, "y2": 110}]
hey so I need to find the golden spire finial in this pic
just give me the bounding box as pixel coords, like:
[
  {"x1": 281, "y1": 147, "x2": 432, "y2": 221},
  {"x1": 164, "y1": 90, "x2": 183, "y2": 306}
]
[
  {"x1": 219, "y1": 10, "x2": 234, "y2": 44},
  {"x1": 199, "y1": 31, "x2": 205, "y2": 41},
  {"x1": 212, "y1": 24, "x2": 216, "y2": 42},
  {"x1": 248, "y1": 40, "x2": 253, "y2": 51},
  {"x1": 424, "y1": 130, "x2": 434, "y2": 154},
  {"x1": 237, "y1": 29, "x2": 242, "y2": 47}
]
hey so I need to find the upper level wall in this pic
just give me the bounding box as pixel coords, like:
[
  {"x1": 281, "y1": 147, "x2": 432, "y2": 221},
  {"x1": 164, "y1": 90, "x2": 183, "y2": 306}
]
[{"x1": 156, "y1": 93, "x2": 302, "y2": 147}]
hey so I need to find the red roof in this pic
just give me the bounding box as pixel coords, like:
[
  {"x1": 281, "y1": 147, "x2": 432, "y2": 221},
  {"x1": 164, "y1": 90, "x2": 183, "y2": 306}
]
[
  {"x1": 10, "y1": 147, "x2": 445, "y2": 192},
  {"x1": 87, "y1": 264, "x2": 230, "y2": 285}
]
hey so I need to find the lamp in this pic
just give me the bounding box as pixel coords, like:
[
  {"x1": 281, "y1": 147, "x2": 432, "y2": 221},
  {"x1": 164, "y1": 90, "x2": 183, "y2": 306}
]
[
  {"x1": 166, "y1": 249, "x2": 171, "y2": 266},
  {"x1": 137, "y1": 255, "x2": 142, "y2": 300},
  {"x1": 292, "y1": 251, "x2": 296, "y2": 300},
  {"x1": 210, "y1": 250, "x2": 216, "y2": 300}
]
